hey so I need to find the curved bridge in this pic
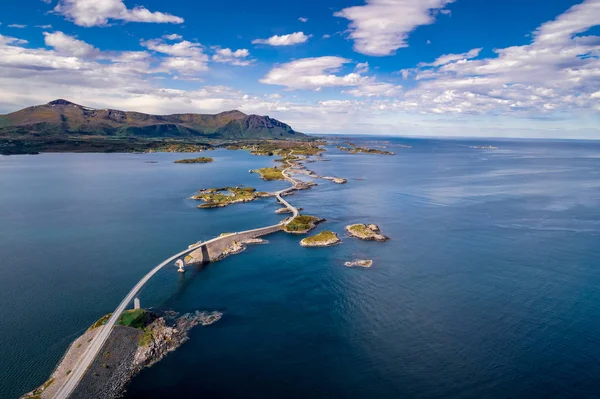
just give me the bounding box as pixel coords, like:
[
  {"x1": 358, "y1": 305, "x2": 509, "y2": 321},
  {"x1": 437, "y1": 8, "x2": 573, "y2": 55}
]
[{"x1": 55, "y1": 167, "x2": 301, "y2": 399}]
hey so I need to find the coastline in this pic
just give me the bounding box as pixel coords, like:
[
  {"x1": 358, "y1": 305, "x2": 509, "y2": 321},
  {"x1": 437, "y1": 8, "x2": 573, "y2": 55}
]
[{"x1": 33, "y1": 141, "x2": 331, "y2": 399}]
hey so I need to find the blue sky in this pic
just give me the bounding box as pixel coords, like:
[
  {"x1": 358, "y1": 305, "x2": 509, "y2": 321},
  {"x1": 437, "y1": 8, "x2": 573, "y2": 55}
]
[{"x1": 0, "y1": 0, "x2": 599, "y2": 138}]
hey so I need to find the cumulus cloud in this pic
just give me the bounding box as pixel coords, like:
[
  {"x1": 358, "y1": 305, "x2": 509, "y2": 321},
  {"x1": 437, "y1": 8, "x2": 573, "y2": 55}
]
[
  {"x1": 260, "y1": 56, "x2": 402, "y2": 96},
  {"x1": 334, "y1": 0, "x2": 453, "y2": 56},
  {"x1": 53, "y1": 0, "x2": 184, "y2": 27},
  {"x1": 141, "y1": 38, "x2": 208, "y2": 76},
  {"x1": 8, "y1": 24, "x2": 27, "y2": 28},
  {"x1": 298, "y1": 17, "x2": 308, "y2": 22},
  {"x1": 43, "y1": 31, "x2": 99, "y2": 58},
  {"x1": 252, "y1": 32, "x2": 311, "y2": 46},
  {"x1": 212, "y1": 48, "x2": 253, "y2": 66},
  {"x1": 400, "y1": 0, "x2": 600, "y2": 116}
]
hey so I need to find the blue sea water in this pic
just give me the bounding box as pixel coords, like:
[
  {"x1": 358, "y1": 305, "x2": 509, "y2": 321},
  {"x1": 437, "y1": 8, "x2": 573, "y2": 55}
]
[{"x1": 1, "y1": 139, "x2": 599, "y2": 399}]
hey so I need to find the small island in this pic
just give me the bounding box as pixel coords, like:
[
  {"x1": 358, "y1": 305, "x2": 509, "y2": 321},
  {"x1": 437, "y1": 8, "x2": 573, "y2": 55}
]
[
  {"x1": 251, "y1": 167, "x2": 285, "y2": 181},
  {"x1": 337, "y1": 143, "x2": 395, "y2": 155},
  {"x1": 174, "y1": 156, "x2": 214, "y2": 163},
  {"x1": 192, "y1": 186, "x2": 269, "y2": 208},
  {"x1": 300, "y1": 231, "x2": 341, "y2": 247},
  {"x1": 345, "y1": 224, "x2": 389, "y2": 242},
  {"x1": 344, "y1": 259, "x2": 373, "y2": 268},
  {"x1": 283, "y1": 215, "x2": 324, "y2": 234}
]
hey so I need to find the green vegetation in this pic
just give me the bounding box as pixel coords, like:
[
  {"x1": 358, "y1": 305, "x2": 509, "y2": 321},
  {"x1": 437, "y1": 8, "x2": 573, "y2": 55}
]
[
  {"x1": 89, "y1": 313, "x2": 112, "y2": 330},
  {"x1": 117, "y1": 309, "x2": 147, "y2": 329},
  {"x1": 193, "y1": 186, "x2": 268, "y2": 208},
  {"x1": 300, "y1": 230, "x2": 340, "y2": 246},
  {"x1": 138, "y1": 327, "x2": 153, "y2": 346},
  {"x1": 174, "y1": 156, "x2": 213, "y2": 163},
  {"x1": 253, "y1": 167, "x2": 285, "y2": 180},
  {"x1": 348, "y1": 224, "x2": 374, "y2": 236},
  {"x1": 284, "y1": 215, "x2": 321, "y2": 233}
]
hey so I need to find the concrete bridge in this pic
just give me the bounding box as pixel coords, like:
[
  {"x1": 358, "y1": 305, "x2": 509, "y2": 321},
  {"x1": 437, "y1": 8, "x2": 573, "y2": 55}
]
[{"x1": 54, "y1": 166, "x2": 301, "y2": 399}]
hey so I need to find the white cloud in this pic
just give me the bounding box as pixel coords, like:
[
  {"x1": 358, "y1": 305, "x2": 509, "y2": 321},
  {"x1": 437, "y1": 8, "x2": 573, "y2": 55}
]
[
  {"x1": 0, "y1": 34, "x2": 28, "y2": 46},
  {"x1": 43, "y1": 31, "x2": 99, "y2": 58},
  {"x1": 400, "y1": 0, "x2": 600, "y2": 116},
  {"x1": 252, "y1": 32, "x2": 311, "y2": 46},
  {"x1": 53, "y1": 0, "x2": 184, "y2": 27},
  {"x1": 298, "y1": 17, "x2": 308, "y2": 23},
  {"x1": 355, "y1": 62, "x2": 369, "y2": 74},
  {"x1": 212, "y1": 48, "x2": 252, "y2": 66},
  {"x1": 36, "y1": 25, "x2": 53, "y2": 29},
  {"x1": 8, "y1": 24, "x2": 27, "y2": 28},
  {"x1": 418, "y1": 47, "x2": 482, "y2": 67},
  {"x1": 322, "y1": 34, "x2": 331, "y2": 39},
  {"x1": 334, "y1": 0, "x2": 453, "y2": 56},
  {"x1": 260, "y1": 56, "x2": 402, "y2": 97},
  {"x1": 140, "y1": 38, "x2": 209, "y2": 76},
  {"x1": 163, "y1": 33, "x2": 182, "y2": 41},
  {"x1": 141, "y1": 38, "x2": 203, "y2": 57}
]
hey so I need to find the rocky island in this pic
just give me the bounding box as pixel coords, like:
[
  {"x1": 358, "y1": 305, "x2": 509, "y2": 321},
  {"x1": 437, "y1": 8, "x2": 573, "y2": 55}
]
[
  {"x1": 192, "y1": 186, "x2": 270, "y2": 208},
  {"x1": 344, "y1": 259, "x2": 373, "y2": 268},
  {"x1": 300, "y1": 231, "x2": 341, "y2": 247},
  {"x1": 345, "y1": 224, "x2": 389, "y2": 241},
  {"x1": 174, "y1": 156, "x2": 214, "y2": 163}
]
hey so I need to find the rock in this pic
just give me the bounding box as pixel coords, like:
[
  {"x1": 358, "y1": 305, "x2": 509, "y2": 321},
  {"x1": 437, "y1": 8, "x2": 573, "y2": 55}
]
[
  {"x1": 344, "y1": 260, "x2": 373, "y2": 268},
  {"x1": 345, "y1": 224, "x2": 389, "y2": 242},
  {"x1": 367, "y1": 224, "x2": 380, "y2": 232}
]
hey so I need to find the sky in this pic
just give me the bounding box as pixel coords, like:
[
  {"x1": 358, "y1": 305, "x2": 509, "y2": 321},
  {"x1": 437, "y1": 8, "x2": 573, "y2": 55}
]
[{"x1": 0, "y1": 0, "x2": 599, "y2": 138}]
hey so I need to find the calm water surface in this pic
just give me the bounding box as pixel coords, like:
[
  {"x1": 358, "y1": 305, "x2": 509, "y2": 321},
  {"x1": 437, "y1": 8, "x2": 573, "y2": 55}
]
[{"x1": 1, "y1": 140, "x2": 599, "y2": 399}]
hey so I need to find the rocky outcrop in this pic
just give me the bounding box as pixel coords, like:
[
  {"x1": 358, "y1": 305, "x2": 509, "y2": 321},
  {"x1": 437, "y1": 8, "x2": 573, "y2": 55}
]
[
  {"x1": 344, "y1": 259, "x2": 373, "y2": 268},
  {"x1": 345, "y1": 224, "x2": 389, "y2": 242}
]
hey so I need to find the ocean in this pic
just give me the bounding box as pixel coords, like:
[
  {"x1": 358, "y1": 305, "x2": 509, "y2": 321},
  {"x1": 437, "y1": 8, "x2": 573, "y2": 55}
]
[{"x1": 1, "y1": 138, "x2": 599, "y2": 399}]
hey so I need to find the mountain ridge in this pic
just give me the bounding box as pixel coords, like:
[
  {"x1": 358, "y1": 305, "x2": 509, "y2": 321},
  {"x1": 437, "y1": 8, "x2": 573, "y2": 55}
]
[{"x1": 0, "y1": 99, "x2": 304, "y2": 139}]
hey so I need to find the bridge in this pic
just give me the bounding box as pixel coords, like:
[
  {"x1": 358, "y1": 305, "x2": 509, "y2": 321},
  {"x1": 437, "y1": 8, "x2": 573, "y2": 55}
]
[{"x1": 54, "y1": 166, "x2": 301, "y2": 399}]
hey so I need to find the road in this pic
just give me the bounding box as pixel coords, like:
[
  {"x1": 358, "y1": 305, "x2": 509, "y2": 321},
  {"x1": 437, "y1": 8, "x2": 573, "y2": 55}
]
[{"x1": 54, "y1": 166, "x2": 301, "y2": 399}]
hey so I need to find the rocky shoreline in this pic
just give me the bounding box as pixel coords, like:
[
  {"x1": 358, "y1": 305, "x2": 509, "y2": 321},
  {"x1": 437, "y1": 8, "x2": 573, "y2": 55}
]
[{"x1": 23, "y1": 310, "x2": 222, "y2": 399}]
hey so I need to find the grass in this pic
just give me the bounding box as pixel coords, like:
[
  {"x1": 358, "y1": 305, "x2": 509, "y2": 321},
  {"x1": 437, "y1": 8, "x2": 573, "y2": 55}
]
[
  {"x1": 194, "y1": 187, "x2": 261, "y2": 208},
  {"x1": 89, "y1": 313, "x2": 112, "y2": 330},
  {"x1": 284, "y1": 215, "x2": 320, "y2": 233},
  {"x1": 254, "y1": 167, "x2": 285, "y2": 181},
  {"x1": 301, "y1": 230, "x2": 339, "y2": 245},
  {"x1": 174, "y1": 156, "x2": 213, "y2": 163},
  {"x1": 116, "y1": 309, "x2": 147, "y2": 329},
  {"x1": 348, "y1": 224, "x2": 374, "y2": 236},
  {"x1": 138, "y1": 327, "x2": 153, "y2": 346}
]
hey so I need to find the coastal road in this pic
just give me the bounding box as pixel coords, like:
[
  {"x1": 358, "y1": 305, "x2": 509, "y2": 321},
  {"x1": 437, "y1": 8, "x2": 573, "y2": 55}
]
[{"x1": 54, "y1": 167, "x2": 301, "y2": 399}]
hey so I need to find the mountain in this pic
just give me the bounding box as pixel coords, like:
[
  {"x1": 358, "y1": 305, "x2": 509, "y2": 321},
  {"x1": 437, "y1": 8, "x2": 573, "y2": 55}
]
[{"x1": 0, "y1": 99, "x2": 304, "y2": 139}]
